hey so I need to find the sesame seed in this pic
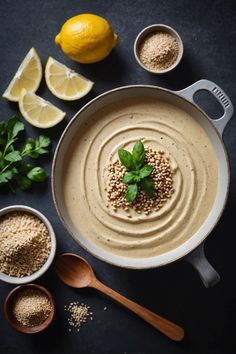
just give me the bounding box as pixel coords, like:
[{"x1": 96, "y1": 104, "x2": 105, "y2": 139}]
[
  {"x1": 0, "y1": 211, "x2": 51, "y2": 277},
  {"x1": 12, "y1": 289, "x2": 52, "y2": 327},
  {"x1": 64, "y1": 301, "x2": 93, "y2": 333},
  {"x1": 106, "y1": 148, "x2": 174, "y2": 214}
]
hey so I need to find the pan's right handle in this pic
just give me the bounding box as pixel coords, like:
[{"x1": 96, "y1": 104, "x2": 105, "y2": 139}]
[
  {"x1": 176, "y1": 79, "x2": 234, "y2": 135},
  {"x1": 185, "y1": 243, "x2": 220, "y2": 288}
]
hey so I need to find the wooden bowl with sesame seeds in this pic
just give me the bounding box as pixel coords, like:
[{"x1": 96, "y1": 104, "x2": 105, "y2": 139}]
[
  {"x1": 0, "y1": 205, "x2": 56, "y2": 285},
  {"x1": 4, "y1": 284, "x2": 55, "y2": 334}
]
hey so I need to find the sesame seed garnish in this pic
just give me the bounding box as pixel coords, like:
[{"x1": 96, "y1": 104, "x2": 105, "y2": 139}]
[{"x1": 106, "y1": 148, "x2": 174, "y2": 214}]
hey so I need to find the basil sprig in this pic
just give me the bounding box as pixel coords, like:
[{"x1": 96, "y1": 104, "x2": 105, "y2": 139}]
[{"x1": 118, "y1": 140, "x2": 156, "y2": 203}]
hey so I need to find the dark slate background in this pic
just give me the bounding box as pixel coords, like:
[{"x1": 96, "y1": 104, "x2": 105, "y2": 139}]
[{"x1": 0, "y1": 1, "x2": 236, "y2": 353}]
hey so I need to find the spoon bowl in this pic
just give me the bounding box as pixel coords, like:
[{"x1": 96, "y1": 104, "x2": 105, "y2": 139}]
[
  {"x1": 56, "y1": 253, "x2": 184, "y2": 341},
  {"x1": 55, "y1": 253, "x2": 94, "y2": 288}
]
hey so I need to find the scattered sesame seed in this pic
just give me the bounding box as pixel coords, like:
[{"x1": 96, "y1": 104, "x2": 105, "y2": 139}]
[{"x1": 64, "y1": 301, "x2": 93, "y2": 332}]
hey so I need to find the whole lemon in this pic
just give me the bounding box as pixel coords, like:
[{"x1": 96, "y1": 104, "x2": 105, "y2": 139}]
[{"x1": 55, "y1": 14, "x2": 118, "y2": 64}]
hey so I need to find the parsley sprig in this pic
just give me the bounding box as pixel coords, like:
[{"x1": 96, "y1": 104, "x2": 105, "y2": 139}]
[
  {"x1": 0, "y1": 116, "x2": 51, "y2": 191},
  {"x1": 118, "y1": 140, "x2": 155, "y2": 203}
]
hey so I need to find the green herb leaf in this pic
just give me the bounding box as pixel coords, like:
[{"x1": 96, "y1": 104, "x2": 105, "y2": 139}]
[
  {"x1": 118, "y1": 149, "x2": 135, "y2": 171},
  {"x1": 0, "y1": 137, "x2": 7, "y2": 146},
  {"x1": 0, "y1": 170, "x2": 13, "y2": 184},
  {"x1": 22, "y1": 137, "x2": 35, "y2": 150},
  {"x1": 0, "y1": 117, "x2": 49, "y2": 192},
  {"x1": 139, "y1": 164, "x2": 153, "y2": 179},
  {"x1": 22, "y1": 138, "x2": 37, "y2": 158},
  {"x1": 37, "y1": 135, "x2": 51, "y2": 148},
  {"x1": 122, "y1": 172, "x2": 137, "y2": 184},
  {"x1": 4, "y1": 150, "x2": 22, "y2": 162},
  {"x1": 27, "y1": 167, "x2": 48, "y2": 182},
  {"x1": 11, "y1": 167, "x2": 18, "y2": 174},
  {"x1": 22, "y1": 135, "x2": 51, "y2": 158},
  {"x1": 15, "y1": 174, "x2": 32, "y2": 190},
  {"x1": 7, "y1": 117, "x2": 24, "y2": 140},
  {"x1": 0, "y1": 154, "x2": 4, "y2": 169},
  {"x1": 18, "y1": 163, "x2": 34, "y2": 174},
  {"x1": 132, "y1": 140, "x2": 145, "y2": 169},
  {"x1": 140, "y1": 177, "x2": 156, "y2": 197},
  {"x1": 126, "y1": 183, "x2": 138, "y2": 203},
  {"x1": 0, "y1": 122, "x2": 6, "y2": 135}
]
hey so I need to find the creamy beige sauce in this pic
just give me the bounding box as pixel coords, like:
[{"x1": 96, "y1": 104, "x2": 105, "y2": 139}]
[{"x1": 63, "y1": 98, "x2": 218, "y2": 258}]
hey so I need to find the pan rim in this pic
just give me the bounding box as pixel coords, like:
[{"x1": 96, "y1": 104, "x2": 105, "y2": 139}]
[{"x1": 51, "y1": 84, "x2": 230, "y2": 269}]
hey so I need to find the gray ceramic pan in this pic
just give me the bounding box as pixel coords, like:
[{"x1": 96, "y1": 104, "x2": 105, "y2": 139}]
[{"x1": 52, "y1": 79, "x2": 233, "y2": 287}]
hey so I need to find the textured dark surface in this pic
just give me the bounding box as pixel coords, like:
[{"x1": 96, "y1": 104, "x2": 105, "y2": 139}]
[{"x1": 0, "y1": 1, "x2": 236, "y2": 353}]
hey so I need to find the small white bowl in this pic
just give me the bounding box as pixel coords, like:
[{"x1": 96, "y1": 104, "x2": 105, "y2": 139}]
[
  {"x1": 134, "y1": 24, "x2": 184, "y2": 74},
  {"x1": 0, "y1": 205, "x2": 56, "y2": 284}
]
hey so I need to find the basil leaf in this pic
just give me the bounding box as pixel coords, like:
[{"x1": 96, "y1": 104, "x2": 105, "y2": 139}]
[
  {"x1": 4, "y1": 150, "x2": 22, "y2": 162},
  {"x1": 27, "y1": 167, "x2": 48, "y2": 182},
  {"x1": 0, "y1": 170, "x2": 13, "y2": 184},
  {"x1": 126, "y1": 183, "x2": 138, "y2": 203},
  {"x1": 132, "y1": 140, "x2": 145, "y2": 169},
  {"x1": 118, "y1": 149, "x2": 135, "y2": 171},
  {"x1": 15, "y1": 175, "x2": 32, "y2": 190},
  {"x1": 122, "y1": 172, "x2": 137, "y2": 184},
  {"x1": 139, "y1": 164, "x2": 153, "y2": 179},
  {"x1": 140, "y1": 177, "x2": 156, "y2": 197}
]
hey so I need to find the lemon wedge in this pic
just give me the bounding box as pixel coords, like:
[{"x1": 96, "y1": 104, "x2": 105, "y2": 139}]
[
  {"x1": 3, "y1": 48, "x2": 42, "y2": 102},
  {"x1": 19, "y1": 89, "x2": 66, "y2": 128},
  {"x1": 45, "y1": 57, "x2": 94, "y2": 100}
]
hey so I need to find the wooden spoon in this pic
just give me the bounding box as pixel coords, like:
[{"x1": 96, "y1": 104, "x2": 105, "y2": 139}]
[{"x1": 55, "y1": 253, "x2": 184, "y2": 341}]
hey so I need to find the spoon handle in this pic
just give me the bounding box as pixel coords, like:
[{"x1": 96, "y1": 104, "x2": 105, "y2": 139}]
[{"x1": 91, "y1": 279, "x2": 184, "y2": 341}]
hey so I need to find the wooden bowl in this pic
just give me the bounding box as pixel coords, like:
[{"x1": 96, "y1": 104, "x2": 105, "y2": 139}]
[{"x1": 4, "y1": 284, "x2": 55, "y2": 334}]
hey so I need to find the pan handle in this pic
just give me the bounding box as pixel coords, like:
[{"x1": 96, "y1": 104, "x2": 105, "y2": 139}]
[
  {"x1": 176, "y1": 79, "x2": 234, "y2": 135},
  {"x1": 185, "y1": 243, "x2": 220, "y2": 288}
]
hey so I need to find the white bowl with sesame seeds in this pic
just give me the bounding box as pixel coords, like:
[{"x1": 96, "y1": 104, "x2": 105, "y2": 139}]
[
  {"x1": 134, "y1": 24, "x2": 184, "y2": 74},
  {"x1": 0, "y1": 205, "x2": 56, "y2": 284}
]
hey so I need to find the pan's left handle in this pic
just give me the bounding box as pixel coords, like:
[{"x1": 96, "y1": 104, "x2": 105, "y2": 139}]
[
  {"x1": 185, "y1": 243, "x2": 220, "y2": 288},
  {"x1": 176, "y1": 79, "x2": 234, "y2": 135}
]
